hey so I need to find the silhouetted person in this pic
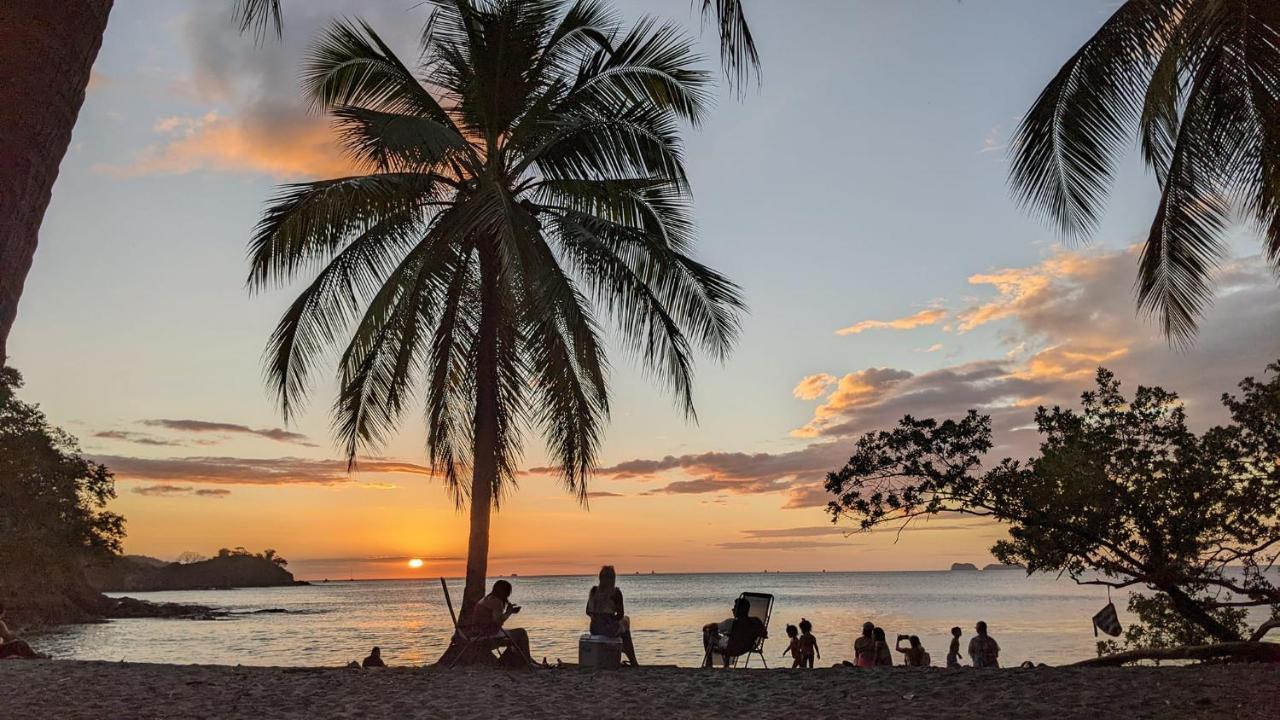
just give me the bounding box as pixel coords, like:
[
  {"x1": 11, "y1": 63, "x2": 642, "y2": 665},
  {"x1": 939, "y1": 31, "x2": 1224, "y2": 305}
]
[
  {"x1": 362, "y1": 646, "x2": 386, "y2": 668},
  {"x1": 895, "y1": 634, "x2": 929, "y2": 666},
  {"x1": 947, "y1": 626, "x2": 963, "y2": 667},
  {"x1": 475, "y1": 580, "x2": 532, "y2": 666},
  {"x1": 968, "y1": 621, "x2": 1000, "y2": 668},
  {"x1": 0, "y1": 605, "x2": 40, "y2": 659},
  {"x1": 872, "y1": 626, "x2": 893, "y2": 666},
  {"x1": 783, "y1": 624, "x2": 802, "y2": 667},
  {"x1": 798, "y1": 618, "x2": 819, "y2": 668},
  {"x1": 585, "y1": 565, "x2": 638, "y2": 666},
  {"x1": 701, "y1": 597, "x2": 764, "y2": 667},
  {"x1": 853, "y1": 621, "x2": 876, "y2": 667}
]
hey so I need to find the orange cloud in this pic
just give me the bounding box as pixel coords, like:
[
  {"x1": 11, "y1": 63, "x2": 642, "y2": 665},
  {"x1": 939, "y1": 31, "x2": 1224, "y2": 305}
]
[
  {"x1": 94, "y1": 112, "x2": 356, "y2": 180},
  {"x1": 792, "y1": 368, "x2": 913, "y2": 437},
  {"x1": 792, "y1": 373, "x2": 837, "y2": 400},
  {"x1": 957, "y1": 250, "x2": 1110, "y2": 332},
  {"x1": 836, "y1": 308, "x2": 947, "y2": 336}
]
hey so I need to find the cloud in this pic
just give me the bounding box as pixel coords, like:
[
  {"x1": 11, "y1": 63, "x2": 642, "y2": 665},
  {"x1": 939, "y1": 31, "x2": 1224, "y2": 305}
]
[
  {"x1": 792, "y1": 368, "x2": 914, "y2": 438},
  {"x1": 139, "y1": 419, "x2": 315, "y2": 446},
  {"x1": 93, "y1": 430, "x2": 184, "y2": 447},
  {"x1": 132, "y1": 484, "x2": 195, "y2": 496},
  {"x1": 979, "y1": 125, "x2": 1005, "y2": 155},
  {"x1": 792, "y1": 373, "x2": 837, "y2": 400},
  {"x1": 586, "y1": 491, "x2": 625, "y2": 499},
  {"x1": 95, "y1": 112, "x2": 354, "y2": 179},
  {"x1": 835, "y1": 308, "x2": 947, "y2": 336},
  {"x1": 95, "y1": 2, "x2": 426, "y2": 180},
  {"x1": 548, "y1": 248, "x2": 1280, "y2": 512},
  {"x1": 716, "y1": 540, "x2": 856, "y2": 551},
  {"x1": 95, "y1": 455, "x2": 427, "y2": 487},
  {"x1": 921, "y1": 343, "x2": 944, "y2": 353},
  {"x1": 740, "y1": 526, "x2": 845, "y2": 538},
  {"x1": 131, "y1": 484, "x2": 232, "y2": 499},
  {"x1": 195, "y1": 488, "x2": 232, "y2": 497}
]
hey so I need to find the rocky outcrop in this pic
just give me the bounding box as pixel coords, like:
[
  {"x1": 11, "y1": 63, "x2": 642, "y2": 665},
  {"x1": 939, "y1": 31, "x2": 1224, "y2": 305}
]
[
  {"x1": 982, "y1": 562, "x2": 1027, "y2": 571},
  {"x1": 87, "y1": 554, "x2": 302, "y2": 592},
  {"x1": 949, "y1": 562, "x2": 979, "y2": 572}
]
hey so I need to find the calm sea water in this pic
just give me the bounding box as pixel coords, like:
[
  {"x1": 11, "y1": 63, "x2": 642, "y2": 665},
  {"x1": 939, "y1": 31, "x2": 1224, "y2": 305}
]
[{"x1": 33, "y1": 571, "x2": 1177, "y2": 668}]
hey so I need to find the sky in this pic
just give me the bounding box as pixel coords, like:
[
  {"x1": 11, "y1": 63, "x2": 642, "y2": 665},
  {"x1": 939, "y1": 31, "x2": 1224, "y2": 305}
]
[{"x1": 11, "y1": 0, "x2": 1280, "y2": 580}]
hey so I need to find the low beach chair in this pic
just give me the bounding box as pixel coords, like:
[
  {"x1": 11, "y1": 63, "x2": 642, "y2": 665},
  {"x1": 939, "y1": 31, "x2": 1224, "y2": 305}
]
[{"x1": 439, "y1": 578, "x2": 532, "y2": 669}]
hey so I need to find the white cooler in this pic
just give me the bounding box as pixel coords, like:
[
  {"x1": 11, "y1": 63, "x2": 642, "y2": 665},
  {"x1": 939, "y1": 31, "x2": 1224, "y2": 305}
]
[{"x1": 578, "y1": 634, "x2": 623, "y2": 669}]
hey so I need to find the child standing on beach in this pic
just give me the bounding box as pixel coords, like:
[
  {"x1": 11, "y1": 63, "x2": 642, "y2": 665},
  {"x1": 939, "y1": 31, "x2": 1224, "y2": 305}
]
[
  {"x1": 783, "y1": 624, "x2": 803, "y2": 668},
  {"x1": 798, "y1": 618, "x2": 820, "y2": 668},
  {"x1": 947, "y1": 626, "x2": 963, "y2": 667}
]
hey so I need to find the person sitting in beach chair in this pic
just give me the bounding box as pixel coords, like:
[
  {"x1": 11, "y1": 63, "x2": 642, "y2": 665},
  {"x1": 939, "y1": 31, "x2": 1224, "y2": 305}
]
[
  {"x1": 473, "y1": 580, "x2": 533, "y2": 667},
  {"x1": 585, "y1": 565, "x2": 639, "y2": 666},
  {"x1": 701, "y1": 597, "x2": 767, "y2": 668},
  {"x1": 0, "y1": 605, "x2": 40, "y2": 660}
]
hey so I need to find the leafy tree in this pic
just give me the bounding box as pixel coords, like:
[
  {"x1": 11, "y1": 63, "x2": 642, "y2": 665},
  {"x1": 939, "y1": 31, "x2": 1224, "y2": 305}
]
[
  {"x1": 0, "y1": 367, "x2": 125, "y2": 624},
  {"x1": 249, "y1": 0, "x2": 743, "y2": 618},
  {"x1": 1009, "y1": 1, "x2": 1280, "y2": 342},
  {"x1": 176, "y1": 551, "x2": 207, "y2": 565},
  {"x1": 826, "y1": 361, "x2": 1280, "y2": 643},
  {"x1": 1096, "y1": 592, "x2": 1249, "y2": 657}
]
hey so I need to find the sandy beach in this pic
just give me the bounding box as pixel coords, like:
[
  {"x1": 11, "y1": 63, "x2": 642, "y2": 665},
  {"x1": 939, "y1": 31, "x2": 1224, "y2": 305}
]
[{"x1": 3, "y1": 660, "x2": 1276, "y2": 719}]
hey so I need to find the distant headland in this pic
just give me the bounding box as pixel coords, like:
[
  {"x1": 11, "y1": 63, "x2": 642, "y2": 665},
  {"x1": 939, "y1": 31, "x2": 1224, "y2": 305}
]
[
  {"x1": 949, "y1": 562, "x2": 1027, "y2": 572},
  {"x1": 87, "y1": 548, "x2": 307, "y2": 593}
]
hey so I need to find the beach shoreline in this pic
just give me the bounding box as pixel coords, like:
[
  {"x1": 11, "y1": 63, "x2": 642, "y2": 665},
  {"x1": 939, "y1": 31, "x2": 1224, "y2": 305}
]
[{"x1": 4, "y1": 659, "x2": 1276, "y2": 719}]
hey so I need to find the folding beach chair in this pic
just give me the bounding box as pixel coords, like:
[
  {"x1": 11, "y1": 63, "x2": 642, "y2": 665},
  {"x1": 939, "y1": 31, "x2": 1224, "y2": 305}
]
[
  {"x1": 702, "y1": 591, "x2": 774, "y2": 668},
  {"x1": 439, "y1": 577, "x2": 532, "y2": 669},
  {"x1": 732, "y1": 592, "x2": 773, "y2": 668}
]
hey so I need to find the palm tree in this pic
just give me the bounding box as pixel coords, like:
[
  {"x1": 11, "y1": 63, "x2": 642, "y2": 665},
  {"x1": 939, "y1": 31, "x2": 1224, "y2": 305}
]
[
  {"x1": 1009, "y1": 1, "x2": 1280, "y2": 343},
  {"x1": 248, "y1": 0, "x2": 744, "y2": 622},
  {"x1": 0, "y1": 1, "x2": 281, "y2": 363}
]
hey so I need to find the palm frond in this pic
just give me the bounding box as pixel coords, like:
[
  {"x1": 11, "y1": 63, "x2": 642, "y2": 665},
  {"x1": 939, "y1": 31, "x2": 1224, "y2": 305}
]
[
  {"x1": 234, "y1": 0, "x2": 282, "y2": 43},
  {"x1": 697, "y1": 0, "x2": 759, "y2": 94},
  {"x1": 1009, "y1": 0, "x2": 1176, "y2": 240}
]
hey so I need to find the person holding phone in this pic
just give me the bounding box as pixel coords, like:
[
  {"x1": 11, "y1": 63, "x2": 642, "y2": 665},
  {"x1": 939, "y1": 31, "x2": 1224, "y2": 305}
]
[{"x1": 474, "y1": 580, "x2": 532, "y2": 666}]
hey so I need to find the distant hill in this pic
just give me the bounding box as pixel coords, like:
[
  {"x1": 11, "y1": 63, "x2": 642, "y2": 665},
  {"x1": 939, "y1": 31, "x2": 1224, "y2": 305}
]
[
  {"x1": 982, "y1": 562, "x2": 1027, "y2": 571},
  {"x1": 949, "y1": 562, "x2": 979, "y2": 572},
  {"x1": 87, "y1": 551, "x2": 302, "y2": 592}
]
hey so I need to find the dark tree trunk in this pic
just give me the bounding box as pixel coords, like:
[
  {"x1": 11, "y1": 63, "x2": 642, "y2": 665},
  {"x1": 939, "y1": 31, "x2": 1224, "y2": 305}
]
[
  {"x1": 0, "y1": 0, "x2": 112, "y2": 362},
  {"x1": 1163, "y1": 584, "x2": 1243, "y2": 643},
  {"x1": 461, "y1": 241, "x2": 501, "y2": 622},
  {"x1": 436, "y1": 241, "x2": 502, "y2": 667}
]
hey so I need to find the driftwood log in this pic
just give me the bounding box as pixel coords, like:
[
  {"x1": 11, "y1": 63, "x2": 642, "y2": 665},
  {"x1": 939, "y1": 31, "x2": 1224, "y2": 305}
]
[{"x1": 1072, "y1": 641, "x2": 1280, "y2": 667}]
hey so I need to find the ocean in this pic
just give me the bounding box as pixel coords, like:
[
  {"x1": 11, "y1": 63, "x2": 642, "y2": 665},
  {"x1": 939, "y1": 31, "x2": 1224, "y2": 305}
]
[{"x1": 30, "y1": 571, "x2": 1248, "y2": 668}]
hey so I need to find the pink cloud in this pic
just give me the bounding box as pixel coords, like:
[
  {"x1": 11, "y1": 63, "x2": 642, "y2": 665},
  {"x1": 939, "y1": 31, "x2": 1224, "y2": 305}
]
[{"x1": 835, "y1": 308, "x2": 948, "y2": 336}]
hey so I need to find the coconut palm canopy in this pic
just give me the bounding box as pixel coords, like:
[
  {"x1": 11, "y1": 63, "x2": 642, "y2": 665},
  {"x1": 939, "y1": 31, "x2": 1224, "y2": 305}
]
[
  {"x1": 1010, "y1": 0, "x2": 1280, "y2": 343},
  {"x1": 248, "y1": 0, "x2": 744, "y2": 522}
]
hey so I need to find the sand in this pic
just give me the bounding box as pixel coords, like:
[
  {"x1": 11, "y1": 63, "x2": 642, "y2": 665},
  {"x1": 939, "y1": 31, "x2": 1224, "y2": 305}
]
[{"x1": 3, "y1": 660, "x2": 1276, "y2": 719}]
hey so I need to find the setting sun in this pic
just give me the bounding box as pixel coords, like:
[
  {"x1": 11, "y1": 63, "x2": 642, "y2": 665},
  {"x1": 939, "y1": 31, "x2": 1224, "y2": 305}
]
[{"x1": 407, "y1": 558, "x2": 424, "y2": 569}]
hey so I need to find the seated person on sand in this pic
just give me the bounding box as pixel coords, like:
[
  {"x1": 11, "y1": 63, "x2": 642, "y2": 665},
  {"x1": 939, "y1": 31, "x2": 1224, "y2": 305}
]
[
  {"x1": 585, "y1": 565, "x2": 639, "y2": 666},
  {"x1": 968, "y1": 621, "x2": 1000, "y2": 668},
  {"x1": 895, "y1": 634, "x2": 930, "y2": 666},
  {"x1": 0, "y1": 605, "x2": 41, "y2": 660},
  {"x1": 473, "y1": 580, "x2": 532, "y2": 666},
  {"x1": 701, "y1": 597, "x2": 765, "y2": 668},
  {"x1": 873, "y1": 627, "x2": 893, "y2": 666},
  {"x1": 362, "y1": 646, "x2": 386, "y2": 668},
  {"x1": 852, "y1": 621, "x2": 876, "y2": 667}
]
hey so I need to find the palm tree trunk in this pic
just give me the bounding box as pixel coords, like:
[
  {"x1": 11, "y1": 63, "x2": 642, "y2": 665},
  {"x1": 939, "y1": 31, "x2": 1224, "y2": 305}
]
[
  {"x1": 0, "y1": 0, "x2": 113, "y2": 362},
  {"x1": 460, "y1": 241, "x2": 502, "y2": 620}
]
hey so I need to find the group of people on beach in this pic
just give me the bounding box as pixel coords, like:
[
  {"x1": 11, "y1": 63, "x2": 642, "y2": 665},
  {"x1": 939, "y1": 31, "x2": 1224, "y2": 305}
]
[
  {"x1": 841, "y1": 620, "x2": 1000, "y2": 668},
  {"x1": 463, "y1": 568, "x2": 1003, "y2": 670}
]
